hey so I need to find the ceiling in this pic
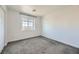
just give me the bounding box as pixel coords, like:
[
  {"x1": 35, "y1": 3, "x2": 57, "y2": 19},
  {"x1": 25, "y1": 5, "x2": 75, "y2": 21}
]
[{"x1": 7, "y1": 5, "x2": 78, "y2": 16}]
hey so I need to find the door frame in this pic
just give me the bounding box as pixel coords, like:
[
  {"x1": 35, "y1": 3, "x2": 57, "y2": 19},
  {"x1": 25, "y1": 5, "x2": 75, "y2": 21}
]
[{"x1": 0, "y1": 6, "x2": 6, "y2": 53}]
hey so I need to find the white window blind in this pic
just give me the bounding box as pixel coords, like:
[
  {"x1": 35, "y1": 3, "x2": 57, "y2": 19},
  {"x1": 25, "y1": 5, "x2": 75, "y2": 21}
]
[{"x1": 21, "y1": 13, "x2": 35, "y2": 31}]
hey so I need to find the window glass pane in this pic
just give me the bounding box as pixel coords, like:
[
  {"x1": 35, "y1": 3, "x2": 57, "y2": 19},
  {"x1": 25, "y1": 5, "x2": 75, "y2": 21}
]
[
  {"x1": 29, "y1": 22, "x2": 33, "y2": 26},
  {"x1": 21, "y1": 14, "x2": 35, "y2": 30},
  {"x1": 23, "y1": 22, "x2": 28, "y2": 26}
]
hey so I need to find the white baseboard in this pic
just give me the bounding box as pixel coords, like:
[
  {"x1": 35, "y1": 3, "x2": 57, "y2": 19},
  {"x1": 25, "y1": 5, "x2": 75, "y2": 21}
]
[
  {"x1": 7, "y1": 35, "x2": 41, "y2": 43},
  {"x1": 42, "y1": 34, "x2": 79, "y2": 49},
  {"x1": 0, "y1": 46, "x2": 4, "y2": 53}
]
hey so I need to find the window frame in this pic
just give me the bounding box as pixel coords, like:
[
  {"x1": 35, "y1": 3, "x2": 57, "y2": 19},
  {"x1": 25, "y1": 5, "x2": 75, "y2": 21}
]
[{"x1": 20, "y1": 13, "x2": 36, "y2": 31}]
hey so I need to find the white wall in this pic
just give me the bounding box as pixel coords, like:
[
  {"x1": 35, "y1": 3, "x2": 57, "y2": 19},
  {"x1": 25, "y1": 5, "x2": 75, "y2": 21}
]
[
  {"x1": 42, "y1": 6, "x2": 79, "y2": 48},
  {"x1": 7, "y1": 9, "x2": 42, "y2": 42},
  {"x1": 7, "y1": 6, "x2": 79, "y2": 48}
]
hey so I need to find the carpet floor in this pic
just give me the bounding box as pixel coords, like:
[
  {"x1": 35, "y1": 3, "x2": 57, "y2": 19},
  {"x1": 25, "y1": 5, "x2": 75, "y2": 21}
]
[{"x1": 2, "y1": 36, "x2": 79, "y2": 54}]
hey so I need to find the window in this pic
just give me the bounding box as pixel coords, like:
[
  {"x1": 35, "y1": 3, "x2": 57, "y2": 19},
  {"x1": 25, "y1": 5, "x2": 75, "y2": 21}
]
[{"x1": 21, "y1": 13, "x2": 35, "y2": 31}]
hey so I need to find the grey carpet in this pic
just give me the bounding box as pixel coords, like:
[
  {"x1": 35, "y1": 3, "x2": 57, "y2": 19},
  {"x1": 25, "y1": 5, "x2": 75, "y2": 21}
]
[{"x1": 2, "y1": 36, "x2": 79, "y2": 54}]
